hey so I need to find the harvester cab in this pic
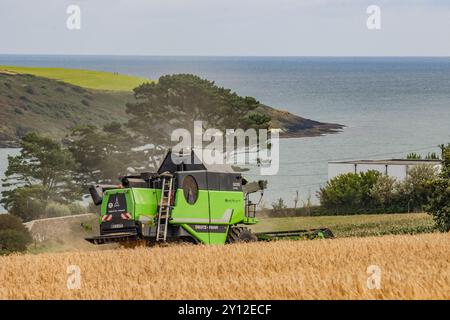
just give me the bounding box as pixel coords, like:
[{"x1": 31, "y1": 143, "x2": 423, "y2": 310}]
[{"x1": 85, "y1": 150, "x2": 333, "y2": 246}]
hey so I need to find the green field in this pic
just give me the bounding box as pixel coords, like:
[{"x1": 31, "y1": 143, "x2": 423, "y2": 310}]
[
  {"x1": 251, "y1": 213, "x2": 435, "y2": 238},
  {"x1": 0, "y1": 65, "x2": 151, "y2": 91}
]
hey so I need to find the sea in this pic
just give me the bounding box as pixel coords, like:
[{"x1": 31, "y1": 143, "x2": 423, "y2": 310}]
[{"x1": 1, "y1": 55, "x2": 450, "y2": 211}]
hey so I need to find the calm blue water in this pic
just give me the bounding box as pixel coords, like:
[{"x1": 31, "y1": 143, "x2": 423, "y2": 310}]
[{"x1": 1, "y1": 55, "x2": 449, "y2": 210}]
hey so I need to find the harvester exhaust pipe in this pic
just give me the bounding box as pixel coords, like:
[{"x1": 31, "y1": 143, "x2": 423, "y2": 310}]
[{"x1": 89, "y1": 184, "x2": 122, "y2": 206}]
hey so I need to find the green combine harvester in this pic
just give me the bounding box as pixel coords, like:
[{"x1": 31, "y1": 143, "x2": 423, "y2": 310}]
[{"x1": 86, "y1": 151, "x2": 333, "y2": 245}]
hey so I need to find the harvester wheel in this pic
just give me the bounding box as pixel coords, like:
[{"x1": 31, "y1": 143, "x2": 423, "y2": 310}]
[{"x1": 226, "y1": 227, "x2": 257, "y2": 243}]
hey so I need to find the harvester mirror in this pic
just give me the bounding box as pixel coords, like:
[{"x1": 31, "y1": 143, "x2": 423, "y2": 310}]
[
  {"x1": 258, "y1": 180, "x2": 268, "y2": 190},
  {"x1": 182, "y1": 175, "x2": 199, "y2": 205},
  {"x1": 242, "y1": 180, "x2": 268, "y2": 194}
]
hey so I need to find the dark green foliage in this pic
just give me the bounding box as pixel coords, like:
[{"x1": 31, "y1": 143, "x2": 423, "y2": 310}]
[
  {"x1": 1, "y1": 133, "x2": 81, "y2": 221},
  {"x1": 406, "y1": 152, "x2": 440, "y2": 160},
  {"x1": 126, "y1": 74, "x2": 271, "y2": 169},
  {"x1": 318, "y1": 166, "x2": 438, "y2": 215},
  {"x1": 271, "y1": 198, "x2": 287, "y2": 210},
  {"x1": 406, "y1": 152, "x2": 422, "y2": 160},
  {"x1": 0, "y1": 214, "x2": 30, "y2": 234},
  {"x1": 396, "y1": 165, "x2": 437, "y2": 211},
  {"x1": 0, "y1": 230, "x2": 32, "y2": 255},
  {"x1": 1, "y1": 186, "x2": 46, "y2": 221},
  {"x1": 425, "y1": 152, "x2": 440, "y2": 160},
  {"x1": 318, "y1": 171, "x2": 381, "y2": 213},
  {"x1": 24, "y1": 85, "x2": 35, "y2": 95},
  {"x1": 0, "y1": 215, "x2": 32, "y2": 255},
  {"x1": 14, "y1": 126, "x2": 32, "y2": 139},
  {"x1": 426, "y1": 144, "x2": 450, "y2": 231},
  {"x1": 67, "y1": 123, "x2": 145, "y2": 187}
]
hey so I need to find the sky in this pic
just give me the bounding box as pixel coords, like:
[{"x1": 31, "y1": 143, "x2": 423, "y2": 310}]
[{"x1": 0, "y1": 0, "x2": 450, "y2": 56}]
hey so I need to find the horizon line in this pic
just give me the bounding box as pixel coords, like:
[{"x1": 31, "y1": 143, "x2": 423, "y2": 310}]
[{"x1": 1, "y1": 53, "x2": 450, "y2": 59}]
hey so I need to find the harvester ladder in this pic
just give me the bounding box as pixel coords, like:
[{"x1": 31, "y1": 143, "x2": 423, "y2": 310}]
[{"x1": 156, "y1": 174, "x2": 173, "y2": 242}]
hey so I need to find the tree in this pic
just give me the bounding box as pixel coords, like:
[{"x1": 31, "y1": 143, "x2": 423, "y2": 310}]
[
  {"x1": 406, "y1": 152, "x2": 422, "y2": 160},
  {"x1": 426, "y1": 144, "x2": 450, "y2": 231},
  {"x1": 0, "y1": 230, "x2": 32, "y2": 255},
  {"x1": 66, "y1": 123, "x2": 145, "y2": 187},
  {"x1": 1, "y1": 133, "x2": 81, "y2": 221},
  {"x1": 318, "y1": 170, "x2": 381, "y2": 213},
  {"x1": 125, "y1": 74, "x2": 271, "y2": 169},
  {"x1": 0, "y1": 214, "x2": 31, "y2": 235},
  {"x1": 397, "y1": 164, "x2": 438, "y2": 212},
  {"x1": 369, "y1": 175, "x2": 398, "y2": 208},
  {"x1": 1, "y1": 185, "x2": 46, "y2": 221},
  {"x1": 0, "y1": 214, "x2": 32, "y2": 255},
  {"x1": 271, "y1": 198, "x2": 287, "y2": 210},
  {"x1": 406, "y1": 152, "x2": 440, "y2": 160},
  {"x1": 425, "y1": 152, "x2": 440, "y2": 160}
]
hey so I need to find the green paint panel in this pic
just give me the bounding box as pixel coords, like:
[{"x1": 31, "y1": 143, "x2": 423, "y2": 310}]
[
  {"x1": 208, "y1": 228, "x2": 229, "y2": 245},
  {"x1": 171, "y1": 190, "x2": 210, "y2": 222},
  {"x1": 131, "y1": 188, "x2": 160, "y2": 221},
  {"x1": 209, "y1": 190, "x2": 245, "y2": 224}
]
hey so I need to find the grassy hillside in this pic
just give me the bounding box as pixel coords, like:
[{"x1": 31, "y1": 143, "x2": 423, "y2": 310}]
[
  {"x1": 0, "y1": 66, "x2": 151, "y2": 91},
  {"x1": 0, "y1": 72, "x2": 134, "y2": 146},
  {"x1": 1, "y1": 233, "x2": 448, "y2": 299}
]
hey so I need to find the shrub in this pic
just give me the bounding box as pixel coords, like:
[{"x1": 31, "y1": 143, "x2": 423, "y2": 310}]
[
  {"x1": 87, "y1": 202, "x2": 101, "y2": 214},
  {"x1": 44, "y1": 202, "x2": 71, "y2": 218},
  {"x1": 71, "y1": 86, "x2": 85, "y2": 94},
  {"x1": 397, "y1": 164, "x2": 438, "y2": 211},
  {"x1": 271, "y1": 198, "x2": 287, "y2": 210},
  {"x1": 318, "y1": 170, "x2": 381, "y2": 213},
  {"x1": 426, "y1": 145, "x2": 450, "y2": 232},
  {"x1": 2, "y1": 186, "x2": 47, "y2": 221},
  {"x1": 0, "y1": 214, "x2": 29, "y2": 234},
  {"x1": 0, "y1": 229, "x2": 32, "y2": 255},
  {"x1": 68, "y1": 203, "x2": 87, "y2": 215},
  {"x1": 24, "y1": 85, "x2": 35, "y2": 95},
  {"x1": 370, "y1": 175, "x2": 398, "y2": 208},
  {"x1": 14, "y1": 108, "x2": 24, "y2": 115},
  {"x1": 0, "y1": 215, "x2": 32, "y2": 255}
]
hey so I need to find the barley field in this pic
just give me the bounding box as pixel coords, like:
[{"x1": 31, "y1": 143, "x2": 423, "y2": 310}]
[{"x1": 1, "y1": 232, "x2": 449, "y2": 300}]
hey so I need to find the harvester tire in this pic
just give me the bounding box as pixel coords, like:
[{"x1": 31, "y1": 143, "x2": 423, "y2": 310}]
[{"x1": 227, "y1": 227, "x2": 257, "y2": 243}]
